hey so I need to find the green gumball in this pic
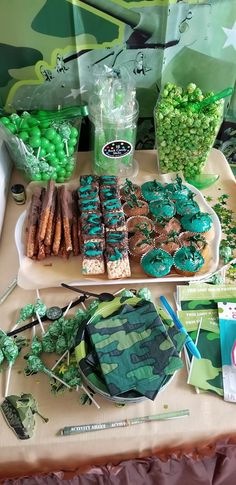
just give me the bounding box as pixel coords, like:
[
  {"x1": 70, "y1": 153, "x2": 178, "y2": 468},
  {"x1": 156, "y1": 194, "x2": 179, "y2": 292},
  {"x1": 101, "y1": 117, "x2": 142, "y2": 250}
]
[
  {"x1": 68, "y1": 137, "x2": 77, "y2": 147},
  {"x1": 0, "y1": 117, "x2": 10, "y2": 125},
  {"x1": 45, "y1": 128, "x2": 57, "y2": 140},
  {"x1": 30, "y1": 127, "x2": 41, "y2": 138},
  {"x1": 70, "y1": 126, "x2": 78, "y2": 138},
  {"x1": 57, "y1": 176, "x2": 65, "y2": 183},
  {"x1": 40, "y1": 137, "x2": 50, "y2": 149},
  {"x1": 68, "y1": 146, "x2": 74, "y2": 156},
  {"x1": 31, "y1": 174, "x2": 42, "y2": 181},
  {"x1": 41, "y1": 173, "x2": 50, "y2": 181},
  {"x1": 7, "y1": 123, "x2": 16, "y2": 134},
  {"x1": 29, "y1": 137, "x2": 41, "y2": 148},
  {"x1": 18, "y1": 131, "x2": 29, "y2": 141}
]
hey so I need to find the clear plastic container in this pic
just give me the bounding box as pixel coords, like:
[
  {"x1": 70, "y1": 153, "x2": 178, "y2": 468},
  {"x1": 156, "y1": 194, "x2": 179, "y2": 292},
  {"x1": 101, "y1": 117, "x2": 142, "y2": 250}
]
[
  {"x1": 0, "y1": 107, "x2": 87, "y2": 183},
  {"x1": 154, "y1": 83, "x2": 224, "y2": 179},
  {"x1": 89, "y1": 97, "x2": 139, "y2": 177}
]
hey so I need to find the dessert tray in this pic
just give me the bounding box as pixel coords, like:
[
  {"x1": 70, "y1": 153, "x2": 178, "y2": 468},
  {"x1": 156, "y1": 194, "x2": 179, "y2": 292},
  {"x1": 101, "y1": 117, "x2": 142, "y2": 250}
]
[{"x1": 15, "y1": 176, "x2": 221, "y2": 290}]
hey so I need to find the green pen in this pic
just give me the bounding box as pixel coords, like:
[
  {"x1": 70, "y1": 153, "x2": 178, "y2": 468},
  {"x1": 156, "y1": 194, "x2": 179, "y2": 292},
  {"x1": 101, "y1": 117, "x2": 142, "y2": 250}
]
[{"x1": 60, "y1": 409, "x2": 190, "y2": 436}]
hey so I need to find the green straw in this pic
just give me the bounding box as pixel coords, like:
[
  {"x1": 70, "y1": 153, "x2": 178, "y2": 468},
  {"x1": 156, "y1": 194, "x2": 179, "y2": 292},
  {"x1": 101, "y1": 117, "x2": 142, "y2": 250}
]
[
  {"x1": 60, "y1": 409, "x2": 190, "y2": 436},
  {"x1": 187, "y1": 87, "x2": 233, "y2": 112}
]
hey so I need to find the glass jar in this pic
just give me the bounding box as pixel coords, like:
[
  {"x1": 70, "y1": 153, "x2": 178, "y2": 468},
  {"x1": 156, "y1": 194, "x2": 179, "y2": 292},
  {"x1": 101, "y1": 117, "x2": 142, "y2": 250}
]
[
  {"x1": 154, "y1": 84, "x2": 224, "y2": 179},
  {"x1": 89, "y1": 97, "x2": 139, "y2": 177}
]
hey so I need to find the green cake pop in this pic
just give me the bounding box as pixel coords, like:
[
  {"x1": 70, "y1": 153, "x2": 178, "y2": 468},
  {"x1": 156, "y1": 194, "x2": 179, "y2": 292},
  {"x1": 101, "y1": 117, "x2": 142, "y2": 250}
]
[
  {"x1": 0, "y1": 348, "x2": 4, "y2": 365},
  {"x1": 137, "y1": 288, "x2": 152, "y2": 301},
  {"x1": 34, "y1": 299, "x2": 47, "y2": 318},
  {"x1": 2, "y1": 337, "x2": 19, "y2": 364},
  {"x1": 56, "y1": 335, "x2": 67, "y2": 355},
  {"x1": 17, "y1": 304, "x2": 35, "y2": 324},
  {"x1": 42, "y1": 335, "x2": 56, "y2": 353},
  {"x1": 31, "y1": 336, "x2": 42, "y2": 356}
]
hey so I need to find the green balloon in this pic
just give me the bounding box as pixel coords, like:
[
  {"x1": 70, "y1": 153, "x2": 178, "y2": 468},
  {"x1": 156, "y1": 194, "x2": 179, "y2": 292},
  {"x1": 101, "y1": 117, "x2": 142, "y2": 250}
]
[
  {"x1": 45, "y1": 128, "x2": 57, "y2": 140},
  {"x1": 29, "y1": 137, "x2": 41, "y2": 148},
  {"x1": 18, "y1": 131, "x2": 29, "y2": 141}
]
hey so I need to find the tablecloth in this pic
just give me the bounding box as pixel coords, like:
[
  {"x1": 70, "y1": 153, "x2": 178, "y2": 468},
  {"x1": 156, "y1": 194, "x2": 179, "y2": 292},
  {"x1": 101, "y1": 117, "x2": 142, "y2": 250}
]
[{"x1": 0, "y1": 149, "x2": 236, "y2": 481}]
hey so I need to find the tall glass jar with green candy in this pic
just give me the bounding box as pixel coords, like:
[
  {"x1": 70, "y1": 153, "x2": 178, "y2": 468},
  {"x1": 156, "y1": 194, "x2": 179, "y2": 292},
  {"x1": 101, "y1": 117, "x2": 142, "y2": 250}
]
[
  {"x1": 89, "y1": 97, "x2": 139, "y2": 177},
  {"x1": 154, "y1": 83, "x2": 223, "y2": 179}
]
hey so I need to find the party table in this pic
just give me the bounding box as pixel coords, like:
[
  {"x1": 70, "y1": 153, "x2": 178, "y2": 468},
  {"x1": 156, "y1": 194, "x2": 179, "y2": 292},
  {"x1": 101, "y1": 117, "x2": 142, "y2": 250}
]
[{"x1": 0, "y1": 149, "x2": 236, "y2": 482}]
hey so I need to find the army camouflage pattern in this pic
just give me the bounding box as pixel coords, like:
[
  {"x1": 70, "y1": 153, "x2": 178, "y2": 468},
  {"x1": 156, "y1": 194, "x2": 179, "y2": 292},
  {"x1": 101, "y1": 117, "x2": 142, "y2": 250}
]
[
  {"x1": 87, "y1": 300, "x2": 183, "y2": 399},
  {"x1": 1, "y1": 393, "x2": 48, "y2": 440},
  {"x1": 179, "y1": 296, "x2": 224, "y2": 396}
]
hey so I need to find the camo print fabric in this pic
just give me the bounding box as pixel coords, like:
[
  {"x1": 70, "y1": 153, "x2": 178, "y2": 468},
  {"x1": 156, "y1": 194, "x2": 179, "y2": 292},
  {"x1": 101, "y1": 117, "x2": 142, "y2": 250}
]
[{"x1": 87, "y1": 300, "x2": 184, "y2": 400}]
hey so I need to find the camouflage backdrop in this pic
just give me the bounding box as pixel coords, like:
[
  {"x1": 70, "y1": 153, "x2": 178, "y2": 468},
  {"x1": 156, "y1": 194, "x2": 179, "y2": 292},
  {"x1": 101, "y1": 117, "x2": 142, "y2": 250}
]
[{"x1": 0, "y1": 0, "x2": 235, "y2": 162}]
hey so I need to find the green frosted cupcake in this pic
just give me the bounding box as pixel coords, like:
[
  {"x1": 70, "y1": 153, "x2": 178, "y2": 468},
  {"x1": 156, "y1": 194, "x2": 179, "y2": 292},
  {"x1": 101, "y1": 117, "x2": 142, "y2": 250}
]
[
  {"x1": 141, "y1": 249, "x2": 173, "y2": 277},
  {"x1": 174, "y1": 246, "x2": 204, "y2": 276},
  {"x1": 165, "y1": 175, "x2": 191, "y2": 202},
  {"x1": 141, "y1": 180, "x2": 164, "y2": 202},
  {"x1": 149, "y1": 199, "x2": 176, "y2": 221},
  {"x1": 175, "y1": 197, "x2": 200, "y2": 217},
  {"x1": 180, "y1": 212, "x2": 213, "y2": 236}
]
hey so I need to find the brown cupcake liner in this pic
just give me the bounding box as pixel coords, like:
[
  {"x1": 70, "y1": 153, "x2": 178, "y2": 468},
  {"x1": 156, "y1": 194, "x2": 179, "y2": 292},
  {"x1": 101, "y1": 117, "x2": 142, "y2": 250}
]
[
  {"x1": 173, "y1": 247, "x2": 205, "y2": 277},
  {"x1": 120, "y1": 184, "x2": 142, "y2": 201},
  {"x1": 126, "y1": 215, "x2": 154, "y2": 234},
  {"x1": 140, "y1": 249, "x2": 173, "y2": 278},
  {"x1": 123, "y1": 200, "x2": 149, "y2": 218}
]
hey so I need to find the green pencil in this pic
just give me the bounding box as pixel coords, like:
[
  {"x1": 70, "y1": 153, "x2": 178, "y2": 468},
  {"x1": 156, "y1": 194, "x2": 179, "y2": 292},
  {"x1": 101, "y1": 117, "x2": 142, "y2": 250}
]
[{"x1": 60, "y1": 409, "x2": 190, "y2": 436}]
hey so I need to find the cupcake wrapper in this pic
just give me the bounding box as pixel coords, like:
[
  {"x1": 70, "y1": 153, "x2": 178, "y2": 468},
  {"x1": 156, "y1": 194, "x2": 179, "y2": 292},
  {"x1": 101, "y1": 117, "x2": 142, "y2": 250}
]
[
  {"x1": 126, "y1": 216, "x2": 154, "y2": 234},
  {"x1": 140, "y1": 249, "x2": 173, "y2": 278}
]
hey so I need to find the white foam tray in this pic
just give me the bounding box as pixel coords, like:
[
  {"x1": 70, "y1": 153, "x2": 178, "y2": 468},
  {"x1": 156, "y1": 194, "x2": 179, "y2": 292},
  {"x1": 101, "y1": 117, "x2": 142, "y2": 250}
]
[{"x1": 15, "y1": 180, "x2": 221, "y2": 290}]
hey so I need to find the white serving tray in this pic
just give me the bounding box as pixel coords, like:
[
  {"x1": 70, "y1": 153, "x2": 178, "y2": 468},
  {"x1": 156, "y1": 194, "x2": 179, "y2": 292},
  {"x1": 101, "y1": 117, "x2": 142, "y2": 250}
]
[{"x1": 15, "y1": 180, "x2": 221, "y2": 290}]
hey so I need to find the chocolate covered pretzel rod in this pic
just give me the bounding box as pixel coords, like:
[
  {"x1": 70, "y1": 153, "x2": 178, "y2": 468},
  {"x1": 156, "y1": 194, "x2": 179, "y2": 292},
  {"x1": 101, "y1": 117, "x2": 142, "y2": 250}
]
[
  {"x1": 26, "y1": 187, "x2": 42, "y2": 258},
  {"x1": 60, "y1": 185, "x2": 72, "y2": 253},
  {"x1": 45, "y1": 187, "x2": 57, "y2": 248},
  {"x1": 38, "y1": 180, "x2": 55, "y2": 241},
  {"x1": 52, "y1": 191, "x2": 62, "y2": 256},
  {"x1": 72, "y1": 191, "x2": 79, "y2": 256}
]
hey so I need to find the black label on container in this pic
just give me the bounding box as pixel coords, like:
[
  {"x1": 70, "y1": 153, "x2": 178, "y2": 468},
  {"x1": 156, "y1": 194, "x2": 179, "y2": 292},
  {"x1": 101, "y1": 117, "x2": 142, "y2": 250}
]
[{"x1": 102, "y1": 140, "x2": 132, "y2": 159}]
